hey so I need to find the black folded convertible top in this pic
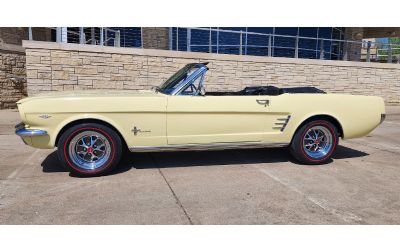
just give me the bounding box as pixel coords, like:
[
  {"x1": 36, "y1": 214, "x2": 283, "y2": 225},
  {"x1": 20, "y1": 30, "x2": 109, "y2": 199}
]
[
  {"x1": 237, "y1": 86, "x2": 325, "y2": 95},
  {"x1": 280, "y1": 86, "x2": 326, "y2": 94},
  {"x1": 207, "y1": 86, "x2": 326, "y2": 96}
]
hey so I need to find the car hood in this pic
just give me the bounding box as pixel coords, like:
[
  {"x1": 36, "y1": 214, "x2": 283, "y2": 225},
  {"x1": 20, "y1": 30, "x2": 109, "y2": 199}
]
[{"x1": 17, "y1": 89, "x2": 161, "y2": 104}]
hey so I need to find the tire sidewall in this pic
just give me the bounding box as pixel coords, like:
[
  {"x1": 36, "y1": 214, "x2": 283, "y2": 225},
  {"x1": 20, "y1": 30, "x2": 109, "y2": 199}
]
[
  {"x1": 57, "y1": 123, "x2": 122, "y2": 176},
  {"x1": 291, "y1": 120, "x2": 338, "y2": 164}
]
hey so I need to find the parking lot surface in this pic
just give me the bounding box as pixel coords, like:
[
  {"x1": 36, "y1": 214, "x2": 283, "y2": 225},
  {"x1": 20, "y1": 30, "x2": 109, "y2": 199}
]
[{"x1": 1, "y1": 107, "x2": 400, "y2": 224}]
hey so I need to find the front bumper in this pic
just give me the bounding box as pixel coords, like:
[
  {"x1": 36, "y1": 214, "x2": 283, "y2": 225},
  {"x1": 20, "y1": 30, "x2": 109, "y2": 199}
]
[{"x1": 15, "y1": 122, "x2": 47, "y2": 136}]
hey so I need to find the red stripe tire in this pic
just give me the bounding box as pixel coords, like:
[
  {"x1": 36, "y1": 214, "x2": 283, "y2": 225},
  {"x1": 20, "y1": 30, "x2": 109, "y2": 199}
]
[
  {"x1": 57, "y1": 123, "x2": 123, "y2": 177},
  {"x1": 290, "y1": 120, "x2": 338, "y2": 165}
]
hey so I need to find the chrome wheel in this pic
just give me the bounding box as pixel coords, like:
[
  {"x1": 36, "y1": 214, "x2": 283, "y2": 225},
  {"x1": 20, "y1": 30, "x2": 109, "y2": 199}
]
[
  {"x1": 68, "y1": 131, "x2": 111, "y2": 170},
  {"x1": 303, "y1": 125, "x2": 333, "y2": 159}
]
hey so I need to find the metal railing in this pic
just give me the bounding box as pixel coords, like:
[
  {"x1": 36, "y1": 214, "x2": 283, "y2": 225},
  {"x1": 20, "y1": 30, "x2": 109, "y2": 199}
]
[
  {"x1": 28, "y1": 27, "x2": 124, "y2": 47},
  {"x1": 170, "y1": 27, "x2": 400, "y2": 63},
  {"x1": 77, "y1": 27, "x2": 121, "y2": 47},
  {"x1": 25, "y1": 27, "x2": 400, "y2": 63}
]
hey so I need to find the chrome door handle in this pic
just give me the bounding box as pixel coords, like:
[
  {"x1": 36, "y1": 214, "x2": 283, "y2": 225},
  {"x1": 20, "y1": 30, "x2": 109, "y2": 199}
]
[{"x1": 256, "y1": 99, "x2": 270, "y2": 107}]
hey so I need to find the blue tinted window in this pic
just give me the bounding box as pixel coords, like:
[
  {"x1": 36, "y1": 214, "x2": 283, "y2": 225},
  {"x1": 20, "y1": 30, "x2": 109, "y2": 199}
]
[
  {"x1": 274, "y1": 48, "x2": 295, "y2": 58},
  {"x1": 219, "y1": 27, "x2": 246, "y2": 31},
  {"x1": 299, "y1": 27, "x2": 318, "y2": 37},
  {"x1": 217, "y1": 29, "x2": 241, "y2": 55},
  {"x1": 190, "y1": 28, "x2": 212, "y2": 53},
  {"x1": 247, "y1": 27, "x2": 273, "y2": 34},
  {"x1": 171, "y1": 27, "x2": 188, "y2": 51},
  {"x1": 274, "y1": 27, "x2": 298, "y2": 36},
  {"x1": 273, "y1": 28, "x2": 298, "y2": 57},
  {"x1": 298, "y1": 50, "x2": 317, "y2": 59},
  {"x1": 298, "y1": 27, "x2": 318, "y2": 55},
  {"x1": 168, "y1": 27, "x2": 343, "y2": 60},
  {"x1": 318, "y1": 28, "x2": 332, "y2": 39},
  {"x1": 111, "y1": 27, "x2": 142, "y2": 47}
]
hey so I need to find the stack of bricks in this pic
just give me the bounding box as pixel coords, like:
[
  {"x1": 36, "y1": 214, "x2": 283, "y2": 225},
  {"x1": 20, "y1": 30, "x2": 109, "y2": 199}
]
[
  {"x1": 24, "y1": 41, "x2": 400, "y2": 105},
  {"x1": 0, "y1": 49, "x2": 27, "y2": 109}
]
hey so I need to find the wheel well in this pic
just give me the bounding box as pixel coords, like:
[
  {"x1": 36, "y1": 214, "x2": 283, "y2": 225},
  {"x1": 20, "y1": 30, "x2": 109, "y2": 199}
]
[
  {"x1": 55, "y1": 118, "x2": 128, "y2": 149},
  {"x1": 295, "y1": 115, "x2": 343, "y2": 138}
]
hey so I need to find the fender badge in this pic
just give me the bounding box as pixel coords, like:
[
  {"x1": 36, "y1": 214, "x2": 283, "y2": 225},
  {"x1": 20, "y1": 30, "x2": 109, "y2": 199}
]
[
  {"x1": 132, "y1": 126, "x2": 151, "y2": 136},
  {"x1": 38, "y1": 114, "x2": 51, "y2": 119}
]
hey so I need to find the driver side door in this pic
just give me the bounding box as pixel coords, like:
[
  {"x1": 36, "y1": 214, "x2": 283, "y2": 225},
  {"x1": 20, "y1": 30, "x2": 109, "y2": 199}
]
[{"x1": 166, "y1": 94, "x2": 282, "y2": 145}]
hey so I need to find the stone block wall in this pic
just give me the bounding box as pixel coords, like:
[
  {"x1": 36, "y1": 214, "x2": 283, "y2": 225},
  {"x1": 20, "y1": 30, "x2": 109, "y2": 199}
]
[
  {"x1": 23, "y1": 41, "x2": 400, "y2": 105},
  {"x1": 0, "y1": 46, "x2": 27, "y2": 109}
]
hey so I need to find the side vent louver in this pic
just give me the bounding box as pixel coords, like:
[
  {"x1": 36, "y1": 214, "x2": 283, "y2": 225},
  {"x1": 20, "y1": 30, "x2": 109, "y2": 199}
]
[{"x1": 273, "y1": 115, "x2": 291, "y2": 132}]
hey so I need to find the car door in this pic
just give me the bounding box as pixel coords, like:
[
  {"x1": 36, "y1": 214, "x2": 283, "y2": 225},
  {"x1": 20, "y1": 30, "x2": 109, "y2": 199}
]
[{"x1": 166, "y1": 94, "x2": 287, "y2": 145}]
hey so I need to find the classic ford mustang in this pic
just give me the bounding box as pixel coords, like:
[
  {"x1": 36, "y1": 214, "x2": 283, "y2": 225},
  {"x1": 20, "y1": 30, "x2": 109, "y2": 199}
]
[{"x1": 16, "y1": 63, "x2": 385, "y2": 176}]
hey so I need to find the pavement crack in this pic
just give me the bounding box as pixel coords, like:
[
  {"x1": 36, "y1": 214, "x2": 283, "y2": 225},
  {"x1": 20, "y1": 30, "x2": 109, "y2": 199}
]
[{"x1": 150, "y1": 154, "x2": 194, "y2": 225}]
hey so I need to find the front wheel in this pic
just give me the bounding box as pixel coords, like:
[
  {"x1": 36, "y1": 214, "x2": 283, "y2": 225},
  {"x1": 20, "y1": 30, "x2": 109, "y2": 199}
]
[
  {"x1": 57, "y1": 123, "x2": 123, "y2": 177},
  {"x1": 290, "y1": 120, "x2": 338, "y2": 164}
]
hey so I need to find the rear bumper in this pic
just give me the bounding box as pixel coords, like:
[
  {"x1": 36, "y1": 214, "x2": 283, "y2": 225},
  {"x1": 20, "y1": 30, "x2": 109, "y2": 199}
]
[{"x1": 15, "y1": 122, "x2": 47, "y2": 136}]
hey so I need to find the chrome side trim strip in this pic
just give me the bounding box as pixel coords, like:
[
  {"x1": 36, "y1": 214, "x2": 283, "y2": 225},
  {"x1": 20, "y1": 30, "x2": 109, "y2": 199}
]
[
  {"x1": 16, "y1": 128, "x2": 47, "y2": 136},
  {"x1": 129, "y1": 142, "x2": 289, "y2": 152}
]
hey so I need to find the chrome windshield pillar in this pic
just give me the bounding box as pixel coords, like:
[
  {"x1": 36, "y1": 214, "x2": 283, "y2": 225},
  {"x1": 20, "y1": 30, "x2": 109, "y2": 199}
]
[{"x1": 170, "y1": 65, "x2": 208, "y2": 96}]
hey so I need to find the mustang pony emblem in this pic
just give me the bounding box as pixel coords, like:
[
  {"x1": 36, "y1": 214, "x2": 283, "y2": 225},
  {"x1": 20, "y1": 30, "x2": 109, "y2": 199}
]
[{"x1": 132, "y1": 126, "x2": 151, "y2": 135}]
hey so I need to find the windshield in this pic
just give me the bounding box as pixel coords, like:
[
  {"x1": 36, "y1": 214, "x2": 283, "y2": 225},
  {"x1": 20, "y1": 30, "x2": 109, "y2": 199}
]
[{"x1": 158, "y1": 64, "x2": 200, "y2": 94}]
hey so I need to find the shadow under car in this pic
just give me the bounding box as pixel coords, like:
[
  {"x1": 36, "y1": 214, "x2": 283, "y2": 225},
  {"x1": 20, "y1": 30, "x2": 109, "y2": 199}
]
[{"x1": 41, "y1": 145, "x2": 369, "y2": 177}]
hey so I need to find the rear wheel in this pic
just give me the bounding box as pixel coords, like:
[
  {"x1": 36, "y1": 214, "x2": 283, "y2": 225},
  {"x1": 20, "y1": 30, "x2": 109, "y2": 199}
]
[
  {"x1": 290, "y1": 120, "x2": 338, "y2": 164},
  {"x1": 57, "y1": 123, "x2": 122, "y2": 177}
]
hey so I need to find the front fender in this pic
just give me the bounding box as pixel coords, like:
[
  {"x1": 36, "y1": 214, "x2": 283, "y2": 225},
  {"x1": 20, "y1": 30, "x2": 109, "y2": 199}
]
[{"x1": 51, "y1": 114, "x2": 129, "y2": 148}]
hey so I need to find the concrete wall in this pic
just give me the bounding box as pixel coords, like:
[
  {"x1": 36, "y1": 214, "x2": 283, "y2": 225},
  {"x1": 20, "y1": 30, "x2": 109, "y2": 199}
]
[
  {"x1": 23, "y1": 41, "x2": 400, "y2": 105},
  {"x1": 142, "y1": 28, "x2": 169, "y2": 50},
  {"x1": 363, "y1": 27, "x2": 400, "y2": 38},
  {"x1": 0, "y1": 44, "x2": 27, "y2": 109},
  {"x1": 0, "y1": 27, "x2": 52, "y2": 46},
  {"x1": 0, "y1": 28, "x2": 27, "y2": 45}
]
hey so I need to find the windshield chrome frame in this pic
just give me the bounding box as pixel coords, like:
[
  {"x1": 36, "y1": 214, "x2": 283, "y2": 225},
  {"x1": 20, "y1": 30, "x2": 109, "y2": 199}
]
[{"x1": 169, "y1": 65, "x2": 208, "y2": 96}]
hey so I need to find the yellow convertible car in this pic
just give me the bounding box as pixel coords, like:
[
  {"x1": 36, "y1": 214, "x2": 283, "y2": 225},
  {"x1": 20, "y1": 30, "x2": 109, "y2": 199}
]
[{"x1": 16, "y1": 63, "x2": 385, "y2": 176}]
